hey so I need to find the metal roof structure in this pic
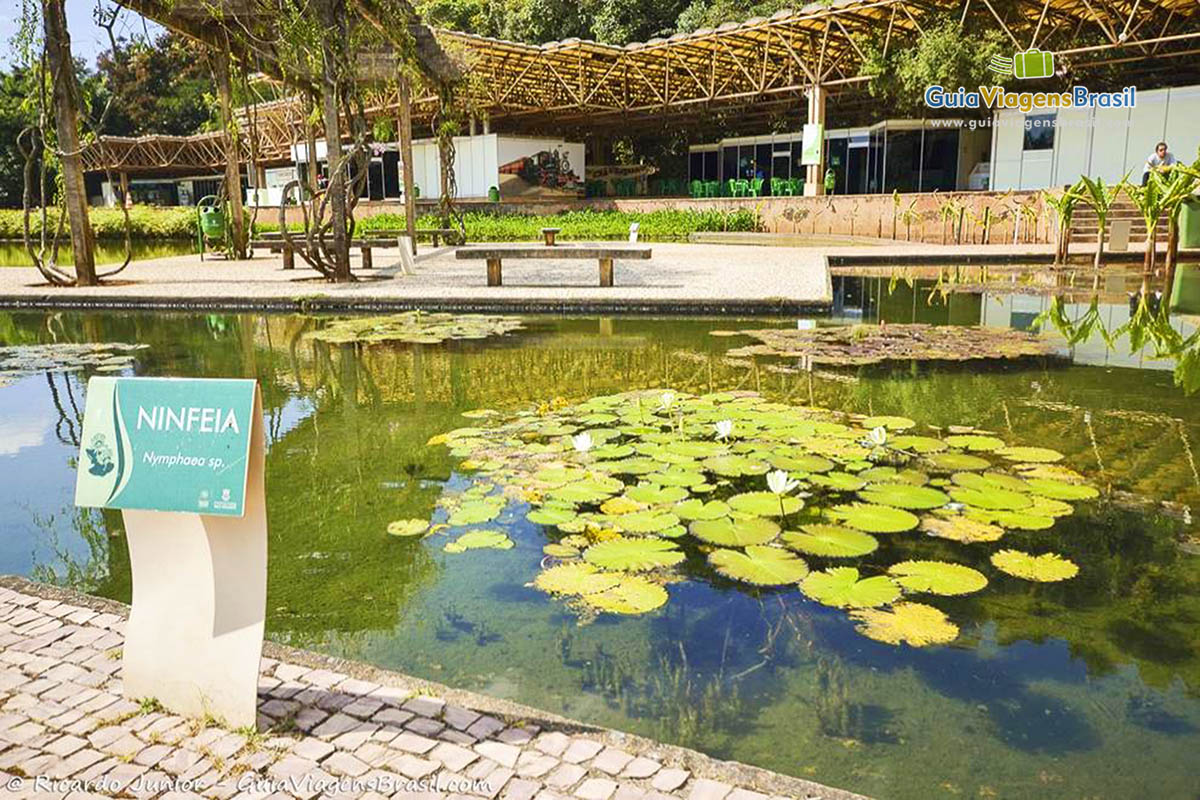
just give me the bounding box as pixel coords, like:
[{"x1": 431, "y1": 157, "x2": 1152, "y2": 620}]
[{"x1": 82, "y1": 0, "x2": 1200, "y2": 175}]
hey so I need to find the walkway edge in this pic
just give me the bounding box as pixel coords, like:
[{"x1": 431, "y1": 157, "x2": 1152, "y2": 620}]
[{"x1": 0, "y1": 574, "x2": 872, "y2": 800}]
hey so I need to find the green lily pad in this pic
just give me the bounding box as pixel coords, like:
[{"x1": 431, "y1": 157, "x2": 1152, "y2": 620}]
[
  {"x1": 542, "y1": 543, "x2": 580, "y2": 558},
  {"x1": 581, "y1": 576, "x2": 668, "y2": 614},
  {"x1": 944, "y1": 434, "x2": 1006, "y2": 451},
  {"x1": 966, "y1": 508, "x2": 1055, "y2": 531},
  {"x1": 850, "y1": 602, "x2": 959, "y2": 647},
  {"x1": 781, "y1": 525, "x2": 878, "y2": 558},
  {"x1": 951, "y1": 471, "x2": 1029, "y2": 493},
  {"x1": 728, "y1": 492, "x2": 804, "y2": 517},
  {"x1": 583, "y1": 538, "x2": 685, "y2": 571},
  {"x1": 926, "y1": 452, "x2": 991, "y2": 472},
  {"x1": 549, "y1": 476, "x2": 624, "y2": 504},
  {"x1": 447, "y1": 499, "x2": 505, "y2": 526},
  {"x1": 1023, "y1": 478, "x2": 1099, "y2": 501},
  {"x1": 665, "y1": 440, "x2": 729, "y2": 458},
  {"x1": 856, "y1": 483, "x2": 949, "y2": 510},
  {"x1": 769, "y1": 453, "x2": 834, "y2": 473},
  {"x1": 888, "y1": 561, "x2": 988, "y2": 596},
  {"x1": 527, "y1": 506, "x2": 578, "y2": 526},
  {"x1": 646, "y1": 469, "x2": 707, "y2": 487},
  {"x1": 533, "y1": 563, "x2": 621, "y2": 595},
  {"x1": 444, "y1": 530, "x2": 514, "y2": 553},
  {"x1": 702, "y1": 454, "x2": 770, "y2": 477},
  {"x1": 889, "y1": 435, "x2": 948, "y2": 453},
  {"x1": 990, "y1": 549, "x2": 1079, "y2": 582},
  {"x1": 829, "y1": 503, "x2": 919, "y2": 533},
  {"x1": 800, "y1": 567, "x2": 901, "y2": 608},
  {"x1": 808, "y1": 472, "x2": 867, "y2": 492},
  {"x1": 690, "y1": 517, "x2": 781, "y2": 546},
  {"x1": 996, "y1": 446, "x2": 1063, "y2": 463},
  {"x1": 920, "y1": 513, "x2": 1004, "y2": 543},
  {"x1": 614, "y1": 511, "x2": 681, "y2": 534},
  {"x1": 948, "y1": 486, "x2": 1033, "y2": 511},
  {"x1": 386, "y1": 519, "x2": 430, "y2": 537},
  {"x1": 673, "y1": 499, "x2": 731, "y2": 521},
  {"x1": 708, "y1": 545, "x2": 810, "y2": 585},
  {"x1": 625, "y1": 485, "x2": 689, "y2": 505}
]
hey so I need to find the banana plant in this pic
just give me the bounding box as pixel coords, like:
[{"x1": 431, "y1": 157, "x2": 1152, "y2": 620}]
[
  {"x1": 1160, "y1": 163, "x2": 1200, "y2": 291},
  {"x1": 1042, "y1": 180, "x2": 1085, "y2": 264},
  {"x1": 1076, "y1": 175, "x2": 1126, "y2": 270},
  {"x1": 1124, "y1": 171, "x2": 1169, "y2": 278}
]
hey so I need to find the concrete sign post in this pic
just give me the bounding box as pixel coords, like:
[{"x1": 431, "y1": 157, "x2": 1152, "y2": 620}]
[{"x1": 75, "y1": 377, "x2": 266, "y2": 729}]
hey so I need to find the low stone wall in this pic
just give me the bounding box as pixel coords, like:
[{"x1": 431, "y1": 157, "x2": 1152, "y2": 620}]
[{"x1": 268, "y1": 191, "x2": 1056, "y2": 245}]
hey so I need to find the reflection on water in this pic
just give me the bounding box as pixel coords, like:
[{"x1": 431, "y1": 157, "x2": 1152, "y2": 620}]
[
  {"x1": 0, "y1": 307, "x2": 1198, "y2": 800},
  {"x1": 0, "y1": 239, "x2": 196, "y2": 267}
]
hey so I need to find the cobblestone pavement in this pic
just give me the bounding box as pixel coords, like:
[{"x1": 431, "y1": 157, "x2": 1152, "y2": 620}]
[{"x1": 0, "y1": 580, "x2": 868, "y2": 800}]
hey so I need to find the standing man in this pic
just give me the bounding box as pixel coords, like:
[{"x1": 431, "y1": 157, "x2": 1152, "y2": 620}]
[{"x1": 1143, "y1": 142, "x2": 1177, "y2": 185}]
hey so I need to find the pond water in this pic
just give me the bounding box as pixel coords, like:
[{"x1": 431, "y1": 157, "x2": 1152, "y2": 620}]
[
  {"x1": 1, "y1": 278, "x2": 1198, "y2": 800},
  {"x1": 0, "y1": 239, "x2": 196, "y2": 267}
]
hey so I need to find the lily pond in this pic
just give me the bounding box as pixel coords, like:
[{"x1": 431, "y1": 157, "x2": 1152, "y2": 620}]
[{"x1": 2, "y1": 271, "x2": 1199, "y2": 799}]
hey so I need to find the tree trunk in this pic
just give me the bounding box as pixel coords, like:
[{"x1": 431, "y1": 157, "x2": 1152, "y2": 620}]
[
  {"x1": 319, "y1": 0, "x2": 352, "y2": 283},
  {"x1": 398, "y1": 75, "x2": 417, "y2": 257},
  {"x1": 213, "y1": 51, "x2": 248, "y2": 259},
  {"x1": 42, "y1": 0, "x2": 96, "y2": 286}
]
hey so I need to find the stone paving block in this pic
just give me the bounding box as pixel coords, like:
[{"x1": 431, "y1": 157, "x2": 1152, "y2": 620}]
[
  {"x1": 502, "y1": 777, "x2": 543, "y2": 800},
  {"x1": 52, "y1": 746, "x2": 106, "y2": 777},
  {"x1": 476, "y1": 740, "x2": 521, "y2": 769},
  {"x1": 293, "y1": 707, "x2": 329, "y2": 732},
  {"x1": 311, "y1": 713, "x2": 360, "y2": 739},
  {"x1": 392, "y1": 731, "x2": 438, "y2": 754},
  {"x1": 651, "y1": 768, "x2": 690, "y2": 793},
  {"x1": 45, "y1": 733, "x2": 88, "y2": 757},
  {"x1": 725, "y1": 790, "x2": 769, "y2": 800},
  {"x1": 336, "y1": 678, "x2": 380, "y2": 697},
  {"x1": 331, "y1": 724, "x2": 379, "y2": 751},
  {"x1": 478, "y1": 766, "x2": 516, "y2": 799},
  {"x1": 466, "y1": 716, "x2": 505, "y2": 740},
  {"x1": 292, "y1": 737, "x2": 336, "y2": 762},
  {"x1": 352, "y1": 740, "x2": 393, "y2": 769},
  {"x1": 444, "y1": 705, "x2": 481, "y2": 730},
  {"x1": 370, "y1": 707, "x2": 412, "y2": 728},
  {"x1": 574, "y1": 778, "x2": 618, "y2": 800},
  {"x1": 439, "y1": 729, "x2": 478, "y2": 746},
  {"x1": 685, "y1": 778, "x2": 733, "y2": 800},
  {"x1": 341, "y1": 697, "x2": 384, "y2": 719},
  {"x1": 391, "y1": 752, "x2": 440, "y2": 779},
  {"x1": 620, "y1": 757, "x2": 661, "y2": 779},
  {"x1": 591, "y1": 748, "x2": 634, "y2": 776},
  {"x1": 401, "y1": 696, "x2": 444, "y2": 718},
  {"x1": 561, "y1": 739, "x2": 604, "y2": 765},
  {"x1": 545, "y1": 763, "x2": 587, "y2": 790},
  {"x1": 100, "y1": 760, "x2": 149, "y2": 792},
  {"x1": 431, "y1": 741, "x2": 480, "y2": 772},
  {"x1": 134, "y1": 742, "x2": 173, "y2": 767},
  {"x1": 533, "y1": 792, "x2": 572, "y2": 800},
  {"x1": 514, "y1": 752, "x2": 558, "y2": 779},
  {"x1": 324, "y1": 750, "x2": 370, "y2": 777},
  {"x1": 612, "y1": 784, "x2": 646, "y2": 800},
  {"x1": 405, "y1": 716, "x2": 444, "y2": 737},
  {"x1": 467, "y1": 757, "x2": 500, "y2": 780},
  {"x1": 497, "y1": 727, "x2": 535, "y2": 746}
]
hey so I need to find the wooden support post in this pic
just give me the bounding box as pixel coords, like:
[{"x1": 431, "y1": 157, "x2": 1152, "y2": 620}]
[
  {"x1": 282, "y1": 244, "x2": 295, "y2": 270},
  {"x1": 360, "y1": 246, "x2": 373, "y2": 269},
  {"x1": 486, "y1": 258, "x2": 502, "y2": 286},
  {"x1": 119, "y1": 171, "x2": 130, "y2": 207},
  {"x1": 805, "y1": 84, "x2": 827, "y2": 197},
  {"x1": 42, "y1": 0, "x2": 97, "y2": 285},
  {"x1": 213, "y1": 51, "x2": 248, "y2": 259},
  {"x1": 398, "y1": 76, "x2": 418, "y2": 257},
  {"x1": 599, "y1": 257, "x2": 614, "y2": 287}
]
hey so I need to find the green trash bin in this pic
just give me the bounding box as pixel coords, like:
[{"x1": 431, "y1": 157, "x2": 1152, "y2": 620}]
[{"x1": 1180, "y1": 197, "x2": 1200, "y2": 248}]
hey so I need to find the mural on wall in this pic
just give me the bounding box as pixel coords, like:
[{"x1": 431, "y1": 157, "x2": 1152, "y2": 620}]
[{"x1": 498, "y1": 146, "x2": 583, "y2": 198}]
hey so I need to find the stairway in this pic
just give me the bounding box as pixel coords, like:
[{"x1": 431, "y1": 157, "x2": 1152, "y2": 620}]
[{"x1": 1069, "y1": 201, "x2": 1154, "y2": 245}]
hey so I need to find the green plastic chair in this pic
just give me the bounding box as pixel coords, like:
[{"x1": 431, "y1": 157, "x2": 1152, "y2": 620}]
[
  {"x1": 705, "y1": 181, "x2": 719, "y2": 198},
  {"x1": 790, "y1": 178, "x2": 805, "y2": 196},
  {"x1": 770, "y1": 177, "x2": 786, "y2": 196},
  {"x1": 749, "y1": 178, "x2": 764, "y2": 197},
  {"x1": 689, "y1": 180, "x2": 703, "y2": 198},
  {"x1": 734, "y1": 179, "x2": 750, "y2": 197}
]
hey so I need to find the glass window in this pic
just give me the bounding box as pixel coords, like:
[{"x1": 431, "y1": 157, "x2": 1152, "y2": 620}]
[
  {"x1": 703, "y1": 151, "x2": 717, "y2": 181},
  {"x1": 754, "y1": 143, "x2": 771, "y2": 181},
  {"x1": 884, "y1": 130, "x2": 921, "y2": 193},
  {"x1": 921, "y1": 129, "x2": 959, "y2": 191},
  {"x1": 721, "y1": 146, "x2": 738, "y2": 184},
  {"x1": 1023, "y1": 114, "x2": 1056, "y2": 151},
  {"x1": 689, "y1": 152, "x2": 703, "y2": 183}
]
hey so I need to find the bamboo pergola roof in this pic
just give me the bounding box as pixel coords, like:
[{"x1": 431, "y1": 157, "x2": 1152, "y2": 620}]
[{"x1": 82, "y1": 0, "x2": 1200, "y2": 175}]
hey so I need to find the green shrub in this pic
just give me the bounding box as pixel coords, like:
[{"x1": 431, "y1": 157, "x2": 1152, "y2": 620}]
[{"x1": 0, "y1": 206, "x2": 197, "y2": 239}]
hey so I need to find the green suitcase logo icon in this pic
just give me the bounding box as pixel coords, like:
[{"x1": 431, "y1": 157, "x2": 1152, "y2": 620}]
[{"x1": 1013, "y1": 49, "x2": 1055, "y2": 79}]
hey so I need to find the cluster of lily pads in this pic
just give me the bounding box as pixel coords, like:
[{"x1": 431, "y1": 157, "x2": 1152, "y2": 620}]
[
  {"x1": 304, "y1": 312, "x2": 524, "y2": 345},
  {"x1": 713, "y1": 324, "x2": 1060, "y2": 368},
  {"x1": 0, "y1": 343, "x2": 147, "y2": 380},
  {"x1": 410, "y1": 390, "x2": 1099, "y2": 647}
]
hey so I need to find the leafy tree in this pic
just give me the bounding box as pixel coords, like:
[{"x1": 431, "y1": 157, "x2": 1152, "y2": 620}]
[
  {"x1": 93, "y1": 30, "x2": 217, "y2": 136},
  {"x1": 675, "y1": 0, "x2": 793, "y2": 33},
  {"x1": 0, "y1": 70, "x2": 35, "y2": 208},
  {"x1": 860, "y1": 18, "x2": 1009, "y2": 115}
]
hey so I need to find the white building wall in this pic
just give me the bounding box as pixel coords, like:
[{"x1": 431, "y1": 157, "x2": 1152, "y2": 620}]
[{"x1": 992, "y1": 85, "x2": 1200, "y2": 191}]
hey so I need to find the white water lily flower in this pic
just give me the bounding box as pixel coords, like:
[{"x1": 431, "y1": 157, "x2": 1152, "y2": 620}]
[
  {"x1": 714, "y1": 419, "x2": 733, "y2": 440},
  {"x1": 868, "y1": 426, "x2": 888, "y2": 446},
  {"x1": 572, "y1": 432, "x2": 594, "y2": 453},
  {"x1": 766, "y1": 469, "x2": 800, "y2": 495},
  {"x1": 658, "y1": 391, "x2": 677, "y2": 410}
]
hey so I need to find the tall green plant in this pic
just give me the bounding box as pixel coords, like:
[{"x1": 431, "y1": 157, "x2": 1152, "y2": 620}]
[
  {"x1": 1076, "y1": 175, "x2": 1124, "y2": 270},
  {"x1": 1042, "y1": 180, "x2": 1085, "y2": 265}
]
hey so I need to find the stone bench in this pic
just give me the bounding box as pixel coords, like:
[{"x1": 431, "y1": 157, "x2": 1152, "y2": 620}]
[
  {"x1": 455, "y1": 244, "x2": 652, "y2": 287},
  {"x1": 370, "y1": 228, "x2": 460, "y2": 247}
]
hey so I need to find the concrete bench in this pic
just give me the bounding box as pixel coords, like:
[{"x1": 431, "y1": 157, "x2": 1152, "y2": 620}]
[{"x1": 455, "y1": 244, "x2": 652, "y2": 287}]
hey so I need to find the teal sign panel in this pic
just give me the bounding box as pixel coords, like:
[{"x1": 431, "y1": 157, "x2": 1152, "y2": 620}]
[{"x1": 75, "y1": 377, "x2": 257, "y2": 517}]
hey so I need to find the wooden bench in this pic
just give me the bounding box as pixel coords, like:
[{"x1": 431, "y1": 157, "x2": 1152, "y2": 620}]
[
  {"x1": 250, "y1": 237, "x2": 397, "y2": 270},
  {"x1": 540, "y1": 227, "x2": 561, "y2": 246},
  {"x1": 370, "y1": 228, "x2": 460, "y2": 247},
  {"x1": 455, "y1": 244, "x2": 652, "y2": 287}
]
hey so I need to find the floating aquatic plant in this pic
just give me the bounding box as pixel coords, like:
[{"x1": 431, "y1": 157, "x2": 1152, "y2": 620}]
[
  {"x1": 428, "y1": 389, "x2": 1100, "y2": 645},
  {"x1": 990, "y1": 549, "x2": 1079, "y2": 582},
  {"x1": 714, "y1": 324, "x2": 1061, "y2": 367},
  {"x1": 0, "y1": 342, "x2": 147, "y2": 380},
  {"x1": 444, "y1": 530, "x2": 514, "y2": 553},
  {"x1": 386, "y1": 519, "x2": 430, "y2": 537},
  {"x1": 305, "y1": 312, "x2": 524, "y2": 345}
]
